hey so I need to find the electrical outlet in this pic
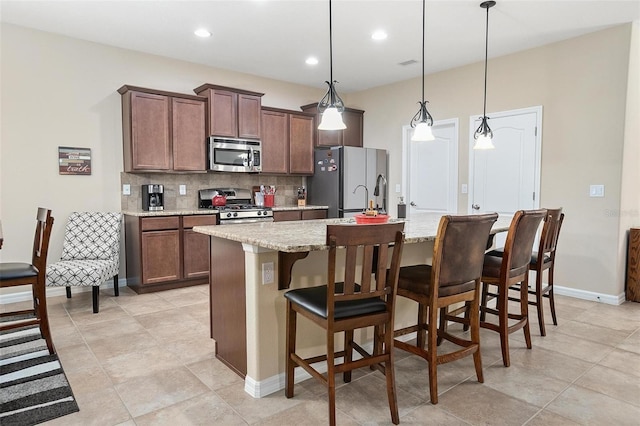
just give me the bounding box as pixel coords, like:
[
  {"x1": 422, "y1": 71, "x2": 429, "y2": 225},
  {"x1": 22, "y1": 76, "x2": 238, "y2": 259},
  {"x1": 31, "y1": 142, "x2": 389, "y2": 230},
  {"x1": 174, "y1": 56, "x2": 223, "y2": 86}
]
[
  {"x1": 179, "y1": 184, "x2": 187, "y2": 195},
  {"x1": 461, "y1": 184, "x2": 468, "y2": 194},
  {"x1": 262, "y1": 262, "x2": 274, "y2": 285},
  {"x1": 122, "y1": 184, "x2": 131, "y2": 195},
  {"x1": 589, "y1": 184, "x2": 605, "y2": 197},
  {"x1": 395, "y1": 184, "x2": 401, "y2": 193}
]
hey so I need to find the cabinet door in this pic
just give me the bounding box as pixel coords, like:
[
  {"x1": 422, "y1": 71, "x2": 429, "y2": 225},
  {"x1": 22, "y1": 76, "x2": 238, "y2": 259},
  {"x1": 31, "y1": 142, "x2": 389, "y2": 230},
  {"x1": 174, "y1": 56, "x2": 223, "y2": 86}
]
[
  {"x1": 289, "y1": 113, "x2": 315, "y2": 174},
  {"x1": 342, "y1": 110, "x2": 364, "y2": 147},
  {"x1": 183, "y1": 229, "x2": 211, "y2": 279},
  {"x1": 301, "y1": 209, "x2": 327, "y2": 220},
  {"x1": 141, "y1": 230, "x2": 180, "y2": 284},
  {"x1": 131, "y1": 92, "x2": 171, "y2": 170},
  {"x1": 317, "y1": 127, "x2": 342, "y2": 147},
  {"x1": 238, "y1": 94, "x2": 262, "y2": 139},
  {"x1": 273, "y1": 211, "x2": 301, "y2": 222},
  {"x1": 261, "y1": 109, "x2": 289, "y2": 174},
  {"x1": 172, "y1": 97, "x2": 206, "y2": 171},
  {"x1": 210, "y1": 89, "x2": 238, "y2": 138}
]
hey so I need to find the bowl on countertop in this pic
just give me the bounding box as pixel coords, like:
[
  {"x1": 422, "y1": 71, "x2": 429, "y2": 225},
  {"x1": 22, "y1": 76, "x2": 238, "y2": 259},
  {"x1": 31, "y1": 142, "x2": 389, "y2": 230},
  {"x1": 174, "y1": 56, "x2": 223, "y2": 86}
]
[{"x1": 354, "y1": 214, "x2": 390, "y2": 224}]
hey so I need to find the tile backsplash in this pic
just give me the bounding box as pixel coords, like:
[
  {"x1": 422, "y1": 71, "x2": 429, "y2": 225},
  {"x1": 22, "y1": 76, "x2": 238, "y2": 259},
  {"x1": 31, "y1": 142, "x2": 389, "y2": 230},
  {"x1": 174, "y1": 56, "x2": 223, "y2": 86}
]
[{"x1": 121, "y1": 172, "x2": 305, "y2": 211}]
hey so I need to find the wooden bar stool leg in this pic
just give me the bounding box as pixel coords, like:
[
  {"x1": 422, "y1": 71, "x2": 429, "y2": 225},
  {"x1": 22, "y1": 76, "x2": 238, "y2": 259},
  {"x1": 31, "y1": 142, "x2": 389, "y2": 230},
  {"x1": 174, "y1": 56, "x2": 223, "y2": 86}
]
[
  {"x1": 285, "y1": 301, "x2": 296, "y2": 398},
  {"x1": 498, "y1": 284, "x2": 511, "y2": 367},
  {"x1": 536, "y1": 269, "x2": 546, "y2": 336},
  {"x1": 521, "y1": 277, "x2": 532, "y2": 349},
  {"x1": 548, "y1": 267, "x2": 558, "y2": 326}
]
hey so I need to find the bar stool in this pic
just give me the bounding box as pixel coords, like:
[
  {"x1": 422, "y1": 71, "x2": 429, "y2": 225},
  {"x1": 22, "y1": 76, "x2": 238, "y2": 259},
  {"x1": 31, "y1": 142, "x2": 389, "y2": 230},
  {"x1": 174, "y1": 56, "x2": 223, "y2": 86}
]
[
  {"x1": 477, "y1": 209, "x2": 547, "y2": 367},
  {"x1": 0, "y1": 208, "x2": 55, "y2": 354},
  {"x1": 393, "y1": 213, "x2": 498, "y2": 404},
  {"x1": 284, "y1": 222, "x2": 405, "y2": 426},
  {"x1": 487, "y1": 208, "x2": 564, "y2": 336}
]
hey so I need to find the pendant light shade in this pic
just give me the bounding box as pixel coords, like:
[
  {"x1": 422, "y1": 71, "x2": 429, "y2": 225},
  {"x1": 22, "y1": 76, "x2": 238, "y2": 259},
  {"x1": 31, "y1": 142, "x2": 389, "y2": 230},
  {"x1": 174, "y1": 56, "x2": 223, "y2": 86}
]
[
  {"x1": 317, "y1": 0, "x2": 346, "y2": 131},
  {"x1": 474, "y1": 1, "x2": 496, "y2": 150},
  {"x1": 410, "y1": 0, "x2": 435, "y2": 142}
]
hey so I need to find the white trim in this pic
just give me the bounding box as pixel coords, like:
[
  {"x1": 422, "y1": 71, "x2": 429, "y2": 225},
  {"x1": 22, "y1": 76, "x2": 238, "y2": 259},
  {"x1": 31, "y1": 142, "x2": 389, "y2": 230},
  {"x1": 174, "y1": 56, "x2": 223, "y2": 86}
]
[
  {"x1": 243, "y1": 332, "x2": 417, "y2": 398},
  {"x1": 554, "y1": 285, "x2": 625, "y2": 305},
  {"x1": 468, "y1": 105, "x2": 543, "y2": 213},
  {"x1": 242, "y1": 243, "x2": 274, "y2": 254},
  {"x1": 1, "y1": 277, "x2": 127, "y2": 304}
]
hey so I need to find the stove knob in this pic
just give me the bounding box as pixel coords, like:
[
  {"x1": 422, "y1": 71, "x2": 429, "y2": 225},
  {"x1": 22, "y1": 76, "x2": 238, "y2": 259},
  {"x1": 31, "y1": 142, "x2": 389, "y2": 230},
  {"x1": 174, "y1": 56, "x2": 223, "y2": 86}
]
[
  {"x1": 233, "y1": 212, "x2": 238, "y2": 217},
  {"x1": 226, "y1": 212, "x2": 232, "y2": 218},
  {"x1": 258, "y1": 211, "x2": 263, "y2": 216}
]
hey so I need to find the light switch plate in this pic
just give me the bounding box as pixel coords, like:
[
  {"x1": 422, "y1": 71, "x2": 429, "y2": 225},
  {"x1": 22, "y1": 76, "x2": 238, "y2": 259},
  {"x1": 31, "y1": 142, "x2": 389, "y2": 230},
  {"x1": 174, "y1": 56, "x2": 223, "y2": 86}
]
[
  {"x1": 179, "y1": 184, "x2": 187, "y2": 195},
  {"x1": 461, "y1": 184, "x2": 468, "y2": 194},
  {"x1": 589, "y1": 184, "x2": 605, "y2": 197},
  {"x1": 395, "y1": 184, "x2": 401, "y2": 193},
  {"x1": 122, "y1": 184, "x2": 131, "y2": 195}
]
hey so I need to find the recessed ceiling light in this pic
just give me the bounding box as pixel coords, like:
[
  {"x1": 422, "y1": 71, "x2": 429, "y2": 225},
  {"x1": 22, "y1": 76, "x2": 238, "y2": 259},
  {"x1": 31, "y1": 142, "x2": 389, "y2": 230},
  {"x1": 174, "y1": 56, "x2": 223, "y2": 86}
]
[
  {"x1": 194, "y1": 28, "x2": 212, "y2": 38},
  {"x1": 371, "y1": 30, "x2": 388, "y2": 41},
  {"x1": 305, "y1": 57, "x2": 319, "y2": 65}
]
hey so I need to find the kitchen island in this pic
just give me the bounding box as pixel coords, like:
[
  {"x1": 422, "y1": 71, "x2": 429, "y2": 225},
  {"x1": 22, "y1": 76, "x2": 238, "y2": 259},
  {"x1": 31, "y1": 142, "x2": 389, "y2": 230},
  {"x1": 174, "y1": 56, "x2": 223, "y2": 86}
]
[{"x1": 193, "y1": 212, "x2": 512, "y2": 398}]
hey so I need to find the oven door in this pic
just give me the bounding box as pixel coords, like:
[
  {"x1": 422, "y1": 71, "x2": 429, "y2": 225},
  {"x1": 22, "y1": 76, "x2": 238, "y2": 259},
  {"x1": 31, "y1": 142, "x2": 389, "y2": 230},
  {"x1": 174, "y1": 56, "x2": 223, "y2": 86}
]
[
  {"x1": 208, "y1": 137, "x2": 262, "y2": 173},
  {"x1": 219, "y1": 217, "x2": 274, "y2": 225}
]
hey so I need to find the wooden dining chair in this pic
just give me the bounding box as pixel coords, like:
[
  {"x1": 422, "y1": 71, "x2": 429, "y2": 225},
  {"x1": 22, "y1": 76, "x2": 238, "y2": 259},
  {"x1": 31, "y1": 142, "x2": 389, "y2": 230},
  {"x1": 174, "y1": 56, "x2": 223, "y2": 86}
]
[
  {"x1": 284, "y1": 222, "x2": 405, "y2": 426},
  {"x1": 476, "y1": 209, "x2": 547, "y2": 367},
  {"x1": 393, "y1": 213, "x2": 498, "y2": 404},
  {"x1": 0, "y1": 208, "x2": 55, "y2": 354},
  {"x1": 487, "y1": 208, "x2": 564, "y2": 336}
]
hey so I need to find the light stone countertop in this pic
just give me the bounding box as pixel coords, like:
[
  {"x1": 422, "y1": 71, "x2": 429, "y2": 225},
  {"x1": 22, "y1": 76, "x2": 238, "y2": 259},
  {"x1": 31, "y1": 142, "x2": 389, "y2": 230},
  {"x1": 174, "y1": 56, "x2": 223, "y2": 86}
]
[
  {"x1": 193, "y1": 212, "x2": 513, "y2": 253},
  {"x1": 122, "y1": 205, "x2": 328, "y2": 217}
]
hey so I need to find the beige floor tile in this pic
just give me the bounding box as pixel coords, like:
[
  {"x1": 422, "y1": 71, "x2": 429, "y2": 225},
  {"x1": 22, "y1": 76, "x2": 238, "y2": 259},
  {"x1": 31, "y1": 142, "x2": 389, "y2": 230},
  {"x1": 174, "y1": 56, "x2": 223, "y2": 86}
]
[
  {"x1": 164, "y1": 335, "x2": 217, "y2": 365},
  {"x1": 85, "y1": 329, "x2": 160, "y2": 363},
  {"x1": 56, "y1": 342, "x2": 101, "y2": 374},
  {"x1": 64, "y1": 363, "x2": 114, "y2": 396},
  {"x1": 115, "y1": 293, "x2": 174, "y2": 316},
  {"x1": 256, "y1": 396, "x2": 360, "y2": 426},
  {"x1": 437, "y1": 381, "x2": 540, "y2": 425},
  {"x1": 101, "y1": 345, "x2": 185, "y2": 384},
  {"x1": 186, "y1": 357, "x2": 245, "y2": 391},
  {"x1": 134, "y1": 306, "x2": 201, "y2": 329},
  {"x1": 573, "y1": 308, "x2": 640, "y2": 333},
  {"x1": 554, "y1": 318, "x2": 633, "y2": 346},
  {"x1": 598, "y1": 348, "x2": 640, "y2": 377},
  {"x1": 525, "y1": 409, "x2": 581, "y2": 425},
  {"x1": 546, "y1": 385, "x2": 640, "y2": 424},
  {"x1": 575, "y1": 364, "x2": 640, "y2": 407},
  {"x1": 506, "y1": 346, "x2": 594, "y2": 383},
  {"x1": 50, "y1": 323, "x2": 85, "y2": 349},
  {"x1": 215, "y1": 385, "x2": 305, "y2": 424},
  {"x1": 333, "y1": 373, "x2": 423, "y2": 423},
  {"x1": 482, "y1": 363, "x2": 571, "y2": 407},
  {"x1": 66, "y1": 301, "x2": 130, "y2": 326},
  {"x1": 134, "y1": 392, "x2": 247, "y2": 425},
  {"x1": 618, "y1": 329, "x2": 640, "y2": 355},
  {"x1": 400, "y1": 403, "x2": 472, "y2": 425},
  {"x1": 514, "y1": 329, "x2": 613, "y2": 363},
  {"x1": 77, "y1": 316, "x2": 147, "y2": 343},
  {"x1": 114, "y1": 366, "x2": 210, "y2": 418}
]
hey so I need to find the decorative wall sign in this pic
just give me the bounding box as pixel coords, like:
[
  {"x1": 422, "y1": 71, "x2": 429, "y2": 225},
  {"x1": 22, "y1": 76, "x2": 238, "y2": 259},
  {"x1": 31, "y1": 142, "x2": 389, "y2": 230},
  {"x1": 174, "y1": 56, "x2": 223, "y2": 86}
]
[{"x1": 59, "y1": 146, "x2": 91, "y2": 175}]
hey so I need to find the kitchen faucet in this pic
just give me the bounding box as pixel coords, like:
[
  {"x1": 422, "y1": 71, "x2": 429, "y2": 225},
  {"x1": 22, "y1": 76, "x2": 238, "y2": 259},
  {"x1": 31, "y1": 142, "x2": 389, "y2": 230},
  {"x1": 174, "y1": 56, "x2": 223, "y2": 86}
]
[
  {"x1": 373, "y1": 174, "x2": 387, "y2": 214},
  {"x1": 353, "y1": 185, "x2": 369, "y2": 212}
]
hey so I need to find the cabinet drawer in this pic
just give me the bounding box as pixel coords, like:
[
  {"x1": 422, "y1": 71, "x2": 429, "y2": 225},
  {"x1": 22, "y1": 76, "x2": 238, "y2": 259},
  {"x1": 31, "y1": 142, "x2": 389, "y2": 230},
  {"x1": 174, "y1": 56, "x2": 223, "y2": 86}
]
[
  {"x1": 183, "y1": 215, "x2": 217, "y2": 228},
  {"x1": 141, "y1": 216, "x2": 180, "y2": 231},
  {"x1": 302, "y1": 209, "x2": 327, "y2": 220},
  {"x1": 273, "y1": 211, "x2": 301, "y2": 222}
]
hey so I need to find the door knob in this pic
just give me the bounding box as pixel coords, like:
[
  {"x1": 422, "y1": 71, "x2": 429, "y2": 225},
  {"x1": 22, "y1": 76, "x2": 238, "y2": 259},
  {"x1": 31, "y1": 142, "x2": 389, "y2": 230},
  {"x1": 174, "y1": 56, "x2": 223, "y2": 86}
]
[
  {"x1": 410, "y1": 201, "x2": 417, "y2": 207},
  {"x1": 472, "y1": 203, "x2": 480, "y2": 210}
]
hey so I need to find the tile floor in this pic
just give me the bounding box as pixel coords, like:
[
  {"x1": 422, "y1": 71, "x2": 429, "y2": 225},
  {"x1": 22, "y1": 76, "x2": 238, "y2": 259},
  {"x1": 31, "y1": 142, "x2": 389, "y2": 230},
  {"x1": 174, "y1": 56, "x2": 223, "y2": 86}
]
[{"x1": 4, "y1": 285, "x2": 640, "y2": 425}]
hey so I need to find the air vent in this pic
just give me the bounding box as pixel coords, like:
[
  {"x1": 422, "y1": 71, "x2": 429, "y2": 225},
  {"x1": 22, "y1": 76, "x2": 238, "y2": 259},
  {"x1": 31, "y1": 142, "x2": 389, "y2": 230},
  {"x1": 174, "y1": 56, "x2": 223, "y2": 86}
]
[{"x1": 398, "y1": 59, "x2": 418, "y2": 66}]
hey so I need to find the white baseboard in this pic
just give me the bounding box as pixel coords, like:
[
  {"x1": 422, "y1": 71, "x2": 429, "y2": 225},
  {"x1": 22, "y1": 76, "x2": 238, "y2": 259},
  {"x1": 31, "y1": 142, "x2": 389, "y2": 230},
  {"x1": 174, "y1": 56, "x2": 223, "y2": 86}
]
[
  {"x1": 1, "y1": 278, "x2": 127, "y2": 304},
  {"x1": 243, "y1": 332, "x2": 417, "y2": 398},
  {"x1": 554, "y1": 285, "x2": 625, "y2": 305}
]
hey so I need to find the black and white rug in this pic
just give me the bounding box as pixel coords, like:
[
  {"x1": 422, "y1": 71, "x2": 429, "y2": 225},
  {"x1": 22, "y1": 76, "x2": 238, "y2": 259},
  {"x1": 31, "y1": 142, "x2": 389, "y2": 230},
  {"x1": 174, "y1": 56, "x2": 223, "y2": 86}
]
[{"x1": 0, "y1": 325, "x2": 79, "y2": 425}]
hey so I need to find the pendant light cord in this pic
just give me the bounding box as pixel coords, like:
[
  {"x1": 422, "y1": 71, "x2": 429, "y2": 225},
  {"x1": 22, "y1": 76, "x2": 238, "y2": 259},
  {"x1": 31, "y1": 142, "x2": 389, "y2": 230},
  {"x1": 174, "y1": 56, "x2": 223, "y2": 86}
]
[
  {"x1": 329, "y1": 0, "x2": 334, "y2": 103},
  {"x1": 421, "y1": 0, "x2": 425, "y2": 105},
  {"x1": 482, "y1": 4, "x2": 489, "y2": 117}
]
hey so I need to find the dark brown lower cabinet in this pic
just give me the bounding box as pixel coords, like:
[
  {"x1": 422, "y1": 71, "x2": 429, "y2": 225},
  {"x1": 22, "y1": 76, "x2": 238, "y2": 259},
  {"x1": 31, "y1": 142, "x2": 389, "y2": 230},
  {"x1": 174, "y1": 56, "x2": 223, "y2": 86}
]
[
  {"x1": 627, "y1": 228, "x2": 640, "y2": 302},
  {"x1": 273, "y1": 209, "x2": 328, "y2": 222},
  {"x1": 125, "y1": 214, "x2": 217, "y2": 293}
]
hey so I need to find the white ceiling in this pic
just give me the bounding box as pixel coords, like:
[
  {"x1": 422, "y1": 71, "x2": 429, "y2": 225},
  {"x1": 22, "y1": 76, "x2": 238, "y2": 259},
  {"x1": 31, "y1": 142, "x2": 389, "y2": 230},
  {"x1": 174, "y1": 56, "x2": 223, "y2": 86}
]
[{"x1": 1, "y1": 0, "x2": 638, "y2": 92}]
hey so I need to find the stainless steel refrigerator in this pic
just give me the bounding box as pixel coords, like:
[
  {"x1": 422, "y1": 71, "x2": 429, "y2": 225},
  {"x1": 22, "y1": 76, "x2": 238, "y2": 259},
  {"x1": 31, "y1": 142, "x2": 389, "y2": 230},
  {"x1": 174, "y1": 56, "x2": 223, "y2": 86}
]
[{"x1": 308, "y1": 146, "x2": 388, "y2": 218}]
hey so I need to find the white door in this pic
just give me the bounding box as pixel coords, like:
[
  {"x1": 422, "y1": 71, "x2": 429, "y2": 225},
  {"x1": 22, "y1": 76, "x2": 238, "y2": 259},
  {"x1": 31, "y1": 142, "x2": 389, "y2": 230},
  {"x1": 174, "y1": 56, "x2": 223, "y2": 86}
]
[
  {"x1": 403, "y1": 119, "x2": 458, "y2": 215},
  {"x1": 468, "y1": 106, "x2": 542, "y2": 245}
]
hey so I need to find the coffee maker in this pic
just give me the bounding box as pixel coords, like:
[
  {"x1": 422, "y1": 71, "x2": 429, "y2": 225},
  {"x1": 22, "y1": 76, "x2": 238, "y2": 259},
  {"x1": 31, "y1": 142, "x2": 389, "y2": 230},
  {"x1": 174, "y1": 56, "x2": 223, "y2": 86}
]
[{"x1": 142, "y1": 184, "x2": 164, "y2": 211}]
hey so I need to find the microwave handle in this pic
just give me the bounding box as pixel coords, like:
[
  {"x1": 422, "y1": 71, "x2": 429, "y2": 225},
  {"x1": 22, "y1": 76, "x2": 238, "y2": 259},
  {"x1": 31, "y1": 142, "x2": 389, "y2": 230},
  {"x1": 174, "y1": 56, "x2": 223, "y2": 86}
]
[{"x1": 249, "y1": 148, "x2": 254, "y2": 169}]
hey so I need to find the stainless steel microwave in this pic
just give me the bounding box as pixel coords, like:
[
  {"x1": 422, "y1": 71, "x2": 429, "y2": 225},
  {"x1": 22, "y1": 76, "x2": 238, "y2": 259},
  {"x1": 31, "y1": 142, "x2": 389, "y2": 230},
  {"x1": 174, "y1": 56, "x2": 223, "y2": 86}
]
[{"x1": 207, "y1": 137, "x2": 262, "y2": 173}]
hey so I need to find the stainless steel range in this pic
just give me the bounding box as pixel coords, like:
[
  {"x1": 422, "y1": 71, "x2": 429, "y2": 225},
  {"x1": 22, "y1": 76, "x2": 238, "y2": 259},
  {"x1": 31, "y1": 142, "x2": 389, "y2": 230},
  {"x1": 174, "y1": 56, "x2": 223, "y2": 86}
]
[{"x1": 198, "y1": 188, "x2": 273, "y2": 225}]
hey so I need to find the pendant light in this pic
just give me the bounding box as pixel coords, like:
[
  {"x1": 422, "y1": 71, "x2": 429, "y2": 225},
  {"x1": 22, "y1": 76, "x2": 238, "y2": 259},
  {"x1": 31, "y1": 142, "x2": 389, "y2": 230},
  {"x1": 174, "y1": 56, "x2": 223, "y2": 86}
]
[
  {"x1": 317, "y1": 0, "x2": 346, "y2": 130},
  {"x1": 410, "y1": 0, "x2": 435, "y2": 141},
  {"x1": 474, "y1": 1, "x2": 496, "y2": 150}
]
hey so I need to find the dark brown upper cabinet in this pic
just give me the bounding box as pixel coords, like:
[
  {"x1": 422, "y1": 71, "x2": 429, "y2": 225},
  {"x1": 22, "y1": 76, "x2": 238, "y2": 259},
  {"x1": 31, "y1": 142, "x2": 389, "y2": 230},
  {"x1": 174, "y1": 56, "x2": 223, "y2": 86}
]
[
  {"x1": 118, "y1": 85, "x2": 206, "y2": 172},
  {"x1": 261, "y1": 107, "x2": 315, "y2": 175},
  {"x1": 194, "y1": 84, "x2": 264, "y2": 139}
]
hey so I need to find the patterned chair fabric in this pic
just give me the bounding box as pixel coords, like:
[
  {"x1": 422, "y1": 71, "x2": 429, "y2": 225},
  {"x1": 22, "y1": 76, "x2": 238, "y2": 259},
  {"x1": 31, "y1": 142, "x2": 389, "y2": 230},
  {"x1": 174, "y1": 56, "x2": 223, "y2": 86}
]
[{"x1": 46, "y1": 212, "x2": 122, "y2": 313}]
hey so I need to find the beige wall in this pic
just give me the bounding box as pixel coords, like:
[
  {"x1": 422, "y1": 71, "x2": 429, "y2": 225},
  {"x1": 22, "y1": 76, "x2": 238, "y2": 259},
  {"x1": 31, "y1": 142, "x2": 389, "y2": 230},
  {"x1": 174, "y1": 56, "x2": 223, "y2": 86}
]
[
  {"x1": 1, "y1": 22, "x2": 638, "y2": 300},
  {"x1": 0, "y1": 23, "x2": 323, "y2": 296},
  {"x1": 348, "y1": 24, "x2": 637, "y2": 298}
]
